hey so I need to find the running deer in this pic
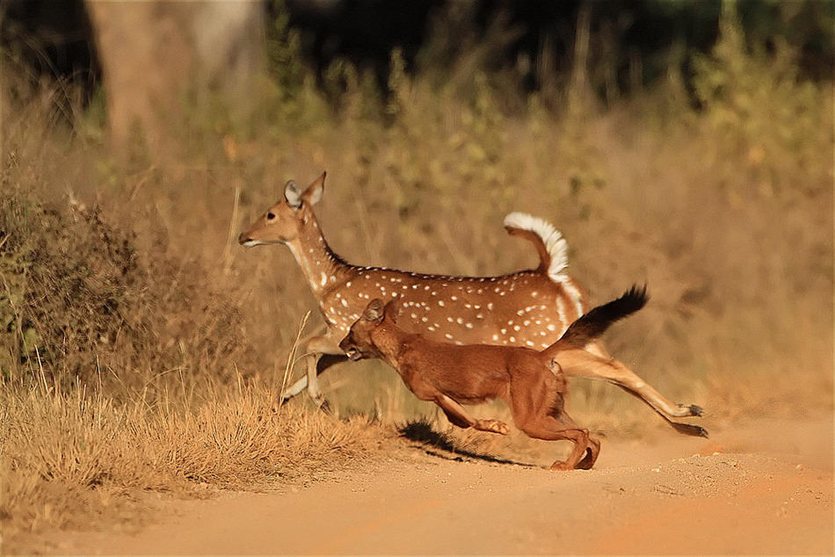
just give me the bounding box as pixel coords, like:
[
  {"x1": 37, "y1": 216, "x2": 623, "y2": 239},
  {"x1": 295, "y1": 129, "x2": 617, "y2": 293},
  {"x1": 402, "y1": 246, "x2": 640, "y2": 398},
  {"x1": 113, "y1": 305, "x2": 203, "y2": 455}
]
[
  {"x1": 238, "y1": 173, "x2": 705, "y2": 436},
  {"x1": 339, "y1": 286, "x2": 654, "y2": 470}
]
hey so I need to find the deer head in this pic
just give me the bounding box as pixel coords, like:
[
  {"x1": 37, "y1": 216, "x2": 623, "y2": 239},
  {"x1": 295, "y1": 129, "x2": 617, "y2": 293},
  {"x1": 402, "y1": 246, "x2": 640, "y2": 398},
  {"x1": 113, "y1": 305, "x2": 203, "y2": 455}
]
[{"x1": 238, "y1": 172, "x2": 326, "y2": 246}]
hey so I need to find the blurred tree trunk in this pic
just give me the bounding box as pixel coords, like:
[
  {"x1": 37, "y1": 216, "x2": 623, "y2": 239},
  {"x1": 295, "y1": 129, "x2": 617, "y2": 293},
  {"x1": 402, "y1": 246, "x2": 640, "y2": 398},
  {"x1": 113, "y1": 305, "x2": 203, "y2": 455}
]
[{"x1": 85, "y1": 0, "x2": 264, "y2": 156}]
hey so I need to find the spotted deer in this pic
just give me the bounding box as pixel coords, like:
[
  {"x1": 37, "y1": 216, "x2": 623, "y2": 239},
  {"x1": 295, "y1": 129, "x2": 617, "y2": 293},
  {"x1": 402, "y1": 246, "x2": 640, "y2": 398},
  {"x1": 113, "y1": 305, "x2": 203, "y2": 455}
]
[
  {"x1": 339, "y1": 286, "x2": 658, "y2": 470},
  {"x1": 238, "y1": 173, "x2": 705, "y2": 436}
]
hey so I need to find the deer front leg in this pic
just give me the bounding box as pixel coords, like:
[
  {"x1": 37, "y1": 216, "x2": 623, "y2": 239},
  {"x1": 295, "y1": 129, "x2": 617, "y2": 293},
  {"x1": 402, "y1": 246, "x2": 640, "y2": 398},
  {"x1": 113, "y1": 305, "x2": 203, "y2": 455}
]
[
  {"x1": 280, "y1": 335, "x2": 346, "y2": 405},
  {"x1": 434, "y1": 394, "x2": 510, "y2": 435}
]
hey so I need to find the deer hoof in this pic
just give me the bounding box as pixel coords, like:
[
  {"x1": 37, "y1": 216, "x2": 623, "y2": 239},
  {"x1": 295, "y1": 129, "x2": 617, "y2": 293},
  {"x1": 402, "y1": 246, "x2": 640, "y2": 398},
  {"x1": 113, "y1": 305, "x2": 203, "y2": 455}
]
[
  {"x1": 672, "y1": 422, "x2": 709, "y2": 438},
  {"x1": 689, "y1": 404, "x2": 705, "y2": 417},
  {"x1": 316, "y1": 398, "x2": 333, "y2": 414}
]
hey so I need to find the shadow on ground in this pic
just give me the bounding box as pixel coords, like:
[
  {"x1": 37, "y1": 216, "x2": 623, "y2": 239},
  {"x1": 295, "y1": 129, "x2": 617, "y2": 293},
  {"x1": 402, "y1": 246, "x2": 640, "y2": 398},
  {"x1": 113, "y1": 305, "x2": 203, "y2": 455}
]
[{"x1": 398, "y1": 419, "x2": 536, "y2": 468}]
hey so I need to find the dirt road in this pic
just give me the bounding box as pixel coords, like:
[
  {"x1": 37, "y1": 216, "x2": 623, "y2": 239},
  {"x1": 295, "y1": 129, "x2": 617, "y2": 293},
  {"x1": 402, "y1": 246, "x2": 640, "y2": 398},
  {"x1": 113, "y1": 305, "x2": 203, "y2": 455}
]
[{"x1": 28, "y1": 417, "x2": 835, "y2": 554}]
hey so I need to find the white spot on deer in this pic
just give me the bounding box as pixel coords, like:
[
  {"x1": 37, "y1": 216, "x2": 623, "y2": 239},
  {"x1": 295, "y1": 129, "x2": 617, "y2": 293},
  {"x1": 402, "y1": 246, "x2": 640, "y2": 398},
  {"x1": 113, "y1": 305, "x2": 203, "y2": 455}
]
[
  {"x1": 547, "y1": 323, "x2": 556, "y2": 331},
  {"x1": 517, "y1": 309, "x2": 525, "y2": 316},
  {"x1": 424, "y1": 285, "x2": 430, "y2": 291},
  {"x1": 428, "y1": 326, "x2": 436, "y2": 332},
  {"x1": 412, "y1": 284, "x2": 418, "y2": 289},
  {"x1": 444, "y1": 333, "x2": 453, "y2": 340},
  {"x1": 541, "y1": 342, "x2": 549, "y2": 348},
  {"x1": 465, "y1": 322, "x2": 473, "y2": 329},
  {"x1": 431, "y1": 291, "x2": 437, "y2": 296},
  {"x1": 487, "y1": 302, "x2": 494, "y2": 310},
  {"x1": 513, "y1": 325, "x2": 520, "y2": 331},
  {"x1": 523, "y1": 320, "x2": 530, "y2": 326},
  {"x1": 447, "y1": 317, "x2": 454, "y2": 323},
  {"x1": 526, "y1": 341, "x2": 535, "y2": 347},
  {"x1": 411, "y1": 313, "x2": 417, "y2": 319},
  {"x1": 421, "y1": 317, "x2": 428, "y2": 322},
  {"x1": 532, "y1": 291, "x2": 538, "y2": 297},
  {"x1": 476, "y1": 313, "x2": 483, "y2": 319},
  {"x1": 456, "y1": 317, "x2": 463, "y2": 324},
  {"x1": 438, "y1": 301, "x2": 445, "y2": 307},
  {"x1": 341, "y1": 299, "x2": 348, "y2": 307},
  {"x1": 500, "y1": 328, "x2": 507, "y2": 335},
  {"x1": 320, "y1": 273, "x2": 328, "y2": 287},
  {"x1": 451, "y1": 295, "x2": 458, "y2": 301},
  {"x1": 509, "y1": 336, "x2": 516, "y2": 342},
  {"x1": 346, "y1": 281, "x2": 352, "y2": 287}
]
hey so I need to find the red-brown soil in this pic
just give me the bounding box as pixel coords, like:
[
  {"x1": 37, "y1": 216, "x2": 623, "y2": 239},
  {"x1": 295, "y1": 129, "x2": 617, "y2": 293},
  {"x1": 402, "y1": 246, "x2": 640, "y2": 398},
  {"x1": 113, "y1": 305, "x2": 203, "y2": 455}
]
[{"x1": 16, "y1": 416, "x2": 835, "y2": 555}]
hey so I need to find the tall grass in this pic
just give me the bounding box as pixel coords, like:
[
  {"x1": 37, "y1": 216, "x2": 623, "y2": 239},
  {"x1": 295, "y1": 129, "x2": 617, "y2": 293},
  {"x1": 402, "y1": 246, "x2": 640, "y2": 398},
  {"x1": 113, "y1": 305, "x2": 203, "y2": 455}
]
[{"x1": 1, "y1": 5, "x2": 833, "y2": 545}]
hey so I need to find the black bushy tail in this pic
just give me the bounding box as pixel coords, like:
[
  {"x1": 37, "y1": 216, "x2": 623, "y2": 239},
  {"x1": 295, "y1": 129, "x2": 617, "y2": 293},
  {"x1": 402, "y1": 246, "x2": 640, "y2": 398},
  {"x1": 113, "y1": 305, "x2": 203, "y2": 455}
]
[{"x1": 557, "y1": 284, "x2": 649, "y2": 348}]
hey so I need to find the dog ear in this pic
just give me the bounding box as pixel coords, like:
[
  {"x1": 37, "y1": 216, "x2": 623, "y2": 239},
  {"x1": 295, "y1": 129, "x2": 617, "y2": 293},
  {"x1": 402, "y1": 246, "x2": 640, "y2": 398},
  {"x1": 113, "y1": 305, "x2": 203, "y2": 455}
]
[
  {"x1": 383, "y1": 297, "x2": 404, "y2": 323},
  {"x1": 363, "y1": 298, "x2": 385, "y2": 323}
]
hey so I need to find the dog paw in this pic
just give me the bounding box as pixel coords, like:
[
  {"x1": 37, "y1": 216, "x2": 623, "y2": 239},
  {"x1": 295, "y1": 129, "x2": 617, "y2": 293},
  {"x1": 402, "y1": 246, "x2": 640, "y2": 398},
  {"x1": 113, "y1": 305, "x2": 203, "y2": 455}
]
[
  {"x1": 477, "y1": 419, "x2": 510, "y2": 435},
  {"x1": 549, "y1": 460, "x2": 573, "y2": 471}
]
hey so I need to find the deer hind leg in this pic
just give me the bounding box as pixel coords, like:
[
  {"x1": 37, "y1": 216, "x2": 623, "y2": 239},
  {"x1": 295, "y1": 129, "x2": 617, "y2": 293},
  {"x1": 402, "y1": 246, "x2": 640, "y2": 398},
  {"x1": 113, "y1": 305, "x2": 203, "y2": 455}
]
[
  {"x1": 434, "y1": 394, "x2": 510, "y2": 435},
  {"x1": 560, "y1": 348, "x2": 703, "y2": 419}
]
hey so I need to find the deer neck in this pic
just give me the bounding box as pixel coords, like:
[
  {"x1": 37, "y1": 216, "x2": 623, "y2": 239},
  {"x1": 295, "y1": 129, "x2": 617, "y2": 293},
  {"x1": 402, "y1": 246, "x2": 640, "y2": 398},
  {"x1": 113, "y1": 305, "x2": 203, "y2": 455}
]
[{"x1": 285, "y1": 214, "x2": 353, "y2": 298}]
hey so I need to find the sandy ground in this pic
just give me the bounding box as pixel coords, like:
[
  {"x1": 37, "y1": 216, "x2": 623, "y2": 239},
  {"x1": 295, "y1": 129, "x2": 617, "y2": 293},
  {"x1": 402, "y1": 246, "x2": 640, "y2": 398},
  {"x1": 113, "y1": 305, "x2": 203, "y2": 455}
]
[{"x1": 13, "y1": 416, "x2": 835, "y2": 555}]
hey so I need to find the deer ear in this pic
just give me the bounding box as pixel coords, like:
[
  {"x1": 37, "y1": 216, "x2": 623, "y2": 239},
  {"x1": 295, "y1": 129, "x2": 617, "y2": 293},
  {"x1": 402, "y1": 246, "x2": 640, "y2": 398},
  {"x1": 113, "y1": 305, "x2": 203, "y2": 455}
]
[
  {"x1": 363, "y1": 298, "x2": 384, "y2": 322},
  {"x1": 302, "y1": 171, "x2": 326, "y2": 206},
  {"x1": 284, "y1": 180, "x2": 302, "y2": 208}
]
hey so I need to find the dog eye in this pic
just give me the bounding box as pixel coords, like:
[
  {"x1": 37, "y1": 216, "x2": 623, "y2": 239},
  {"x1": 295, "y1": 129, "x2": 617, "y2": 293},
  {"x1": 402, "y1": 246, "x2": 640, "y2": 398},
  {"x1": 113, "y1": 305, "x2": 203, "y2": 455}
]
[{"x1": 266, "y1": 212, "x2": 276, "y2": 220}]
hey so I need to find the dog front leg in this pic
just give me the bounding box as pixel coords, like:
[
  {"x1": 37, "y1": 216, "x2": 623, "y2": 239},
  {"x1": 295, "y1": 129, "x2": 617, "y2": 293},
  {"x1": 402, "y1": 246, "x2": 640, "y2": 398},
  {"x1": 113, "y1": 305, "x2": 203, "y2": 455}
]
[{"x1": 434, "y1": 394, "x2": 509, "y2": 435}]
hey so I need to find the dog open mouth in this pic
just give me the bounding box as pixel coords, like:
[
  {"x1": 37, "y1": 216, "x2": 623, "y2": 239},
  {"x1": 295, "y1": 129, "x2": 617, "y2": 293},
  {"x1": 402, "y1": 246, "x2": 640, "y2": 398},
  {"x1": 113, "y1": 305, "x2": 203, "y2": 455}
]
[{"x1": 345, "y1": 348, "x2": 363, "y2": 361}]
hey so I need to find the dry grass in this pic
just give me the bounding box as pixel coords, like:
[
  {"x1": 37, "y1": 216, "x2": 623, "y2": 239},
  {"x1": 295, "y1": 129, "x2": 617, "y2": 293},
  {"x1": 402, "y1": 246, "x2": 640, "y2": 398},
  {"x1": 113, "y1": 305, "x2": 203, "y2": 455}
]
[
  {"x1": 1, "y1": 11, "x2": 833, "y2": 545},
  {"x1": 0, "y1": 371, "x2": 383, "y2": 542}
]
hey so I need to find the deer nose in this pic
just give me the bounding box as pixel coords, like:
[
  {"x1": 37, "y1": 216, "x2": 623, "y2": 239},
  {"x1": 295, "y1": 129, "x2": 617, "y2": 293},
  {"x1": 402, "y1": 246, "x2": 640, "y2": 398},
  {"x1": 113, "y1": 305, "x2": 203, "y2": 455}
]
[{"x1": 238, "y1": 233, "x2": 250, "y2": 245}]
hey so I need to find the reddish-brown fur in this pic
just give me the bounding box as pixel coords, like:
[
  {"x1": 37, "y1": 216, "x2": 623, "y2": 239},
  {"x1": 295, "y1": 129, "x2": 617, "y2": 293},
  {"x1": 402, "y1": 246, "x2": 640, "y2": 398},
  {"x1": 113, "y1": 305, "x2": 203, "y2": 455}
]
[
  {"x1": 337, "y1": 293, "x2": 653, "y2": 470},
  {"x1": 239, "y1": 173, "x2": 706, "y2": 437}
]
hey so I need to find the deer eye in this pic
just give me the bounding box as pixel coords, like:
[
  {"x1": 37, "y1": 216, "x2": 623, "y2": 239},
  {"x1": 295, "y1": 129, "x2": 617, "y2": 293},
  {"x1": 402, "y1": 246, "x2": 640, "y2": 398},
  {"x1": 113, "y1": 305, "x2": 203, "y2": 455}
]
[{"x1": 266, "y1": 212, "x2": 276, "y2": 220}]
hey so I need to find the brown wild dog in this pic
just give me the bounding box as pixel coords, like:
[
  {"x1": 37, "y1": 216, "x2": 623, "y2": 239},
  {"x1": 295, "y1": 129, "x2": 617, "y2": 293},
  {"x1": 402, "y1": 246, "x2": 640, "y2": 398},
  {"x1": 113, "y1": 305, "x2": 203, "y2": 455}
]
[
  {"x1": 239, "y1": 173, "x2": 705, "y2": 437},
  {"x1": 340, "y1": 285, "x2": 673, "y2": 470}
]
